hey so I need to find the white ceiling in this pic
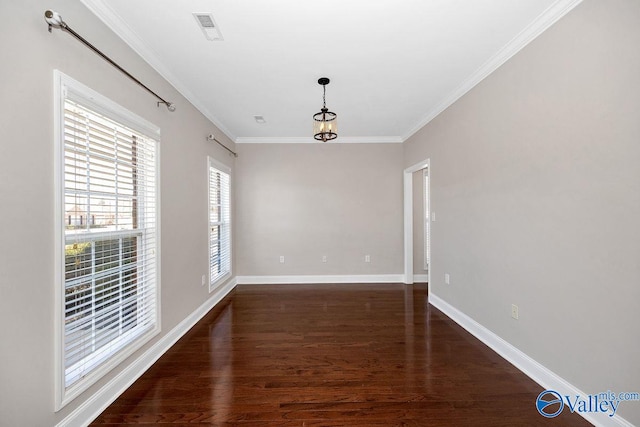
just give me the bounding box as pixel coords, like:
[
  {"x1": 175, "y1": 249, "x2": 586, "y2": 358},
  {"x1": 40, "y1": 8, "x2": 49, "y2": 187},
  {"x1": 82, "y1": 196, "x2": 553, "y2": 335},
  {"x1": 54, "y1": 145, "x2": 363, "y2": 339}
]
[{"x1": 81, "y1": 0, "x2": 581, "y2": 143}]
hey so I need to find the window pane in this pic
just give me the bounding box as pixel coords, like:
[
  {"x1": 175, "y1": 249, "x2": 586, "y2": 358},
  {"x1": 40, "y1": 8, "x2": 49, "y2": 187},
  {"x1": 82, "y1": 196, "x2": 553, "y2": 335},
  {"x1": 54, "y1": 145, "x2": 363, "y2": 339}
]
[
  {"x1": 60, "y1": 94, "x2": 158, "y2": 394},
  {"x1": 209, "y1": 160, "x2": 231, "y2": 287},
  {"x1": 65, "y1": 242, "x2": 92, "y2": 280}
]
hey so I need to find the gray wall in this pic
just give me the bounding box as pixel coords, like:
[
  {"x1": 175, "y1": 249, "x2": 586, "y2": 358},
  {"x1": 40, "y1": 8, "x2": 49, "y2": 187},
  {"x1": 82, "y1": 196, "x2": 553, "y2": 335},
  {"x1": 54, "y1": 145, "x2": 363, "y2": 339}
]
[
  {"x1": 0, "y1": 0, "x2": 235, "y2": 425},
  {"x1": 234, "y1": 143, "x2": 403, "y2": 277},
  {"x1": 404, "y1": 0, "x2": 640, "y2": 423}
]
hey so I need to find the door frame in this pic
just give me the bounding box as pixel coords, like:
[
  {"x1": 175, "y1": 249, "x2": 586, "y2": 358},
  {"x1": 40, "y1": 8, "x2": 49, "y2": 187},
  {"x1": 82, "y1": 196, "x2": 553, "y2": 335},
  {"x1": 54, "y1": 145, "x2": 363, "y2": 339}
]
[{"x1": 403, "y1": 158, "x2": 430, "y2": 287}]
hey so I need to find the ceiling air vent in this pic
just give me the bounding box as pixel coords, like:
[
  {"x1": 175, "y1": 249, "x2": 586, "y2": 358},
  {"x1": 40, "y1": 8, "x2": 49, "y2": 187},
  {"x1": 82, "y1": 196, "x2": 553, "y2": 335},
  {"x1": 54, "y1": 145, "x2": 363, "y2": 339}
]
[{"x1": 193, "y1": 13, "x2": 223, "y2": 41}]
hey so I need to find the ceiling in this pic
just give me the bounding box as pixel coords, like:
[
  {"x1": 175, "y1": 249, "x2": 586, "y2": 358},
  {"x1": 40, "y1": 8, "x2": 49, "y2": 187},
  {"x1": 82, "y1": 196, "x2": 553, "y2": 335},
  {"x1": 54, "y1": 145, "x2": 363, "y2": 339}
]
[{"x1": 80, "y1": 0, "x2": 581, "y2": 143}]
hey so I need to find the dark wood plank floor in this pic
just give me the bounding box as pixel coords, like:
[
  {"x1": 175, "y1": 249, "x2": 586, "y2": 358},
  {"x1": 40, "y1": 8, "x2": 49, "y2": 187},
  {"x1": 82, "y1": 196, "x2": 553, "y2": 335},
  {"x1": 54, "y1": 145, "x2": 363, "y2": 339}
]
[{"x1": 91, "y1": 284, "x2": 592, "y2": 426}]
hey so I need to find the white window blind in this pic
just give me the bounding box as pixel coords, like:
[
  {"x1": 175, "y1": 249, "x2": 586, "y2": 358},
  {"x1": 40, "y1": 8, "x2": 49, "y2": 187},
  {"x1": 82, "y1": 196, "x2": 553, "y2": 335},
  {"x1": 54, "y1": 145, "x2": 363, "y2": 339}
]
[
  {"x1": 57, "y1": 76, "x2": 159, "y2": 405},
  {"x1": 208, "y1": 158, "x2": 231, "y2": 290}
]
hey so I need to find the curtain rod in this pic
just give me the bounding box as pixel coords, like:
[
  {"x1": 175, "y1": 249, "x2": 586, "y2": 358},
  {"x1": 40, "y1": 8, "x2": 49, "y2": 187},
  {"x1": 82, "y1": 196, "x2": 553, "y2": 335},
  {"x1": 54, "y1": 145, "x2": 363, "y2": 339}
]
[
  {"x1": 207, "y1": 135, "x2": 238, "y2": 157},
  {"x1": 44, "y1": 10, "x2": 175, "y2": 112}
]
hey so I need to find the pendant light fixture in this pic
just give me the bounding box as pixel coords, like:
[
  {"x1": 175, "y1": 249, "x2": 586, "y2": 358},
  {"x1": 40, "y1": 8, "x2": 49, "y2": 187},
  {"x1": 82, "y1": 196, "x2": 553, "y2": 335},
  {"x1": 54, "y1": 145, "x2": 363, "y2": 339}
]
[{"x1": 313, "y1": 77, "x2": 338, "y2": 142}]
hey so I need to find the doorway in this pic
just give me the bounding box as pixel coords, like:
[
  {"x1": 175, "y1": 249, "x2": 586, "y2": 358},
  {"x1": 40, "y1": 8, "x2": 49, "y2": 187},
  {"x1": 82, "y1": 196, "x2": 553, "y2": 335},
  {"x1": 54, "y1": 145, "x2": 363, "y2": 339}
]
[{"x1": 403, "y1": 158, "x2": 430, "y2": 289}]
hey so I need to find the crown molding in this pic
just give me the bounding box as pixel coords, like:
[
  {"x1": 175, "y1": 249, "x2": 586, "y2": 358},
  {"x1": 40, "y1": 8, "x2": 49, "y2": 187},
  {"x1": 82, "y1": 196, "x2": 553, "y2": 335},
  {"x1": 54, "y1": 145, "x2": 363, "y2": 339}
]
[
  {"x1": 402, "y1": 0, "x2": 584, "y2": 142},
  {"x1": 235, "y1": 136, "x2": 403, "y2": 144},
  {"x1": 82, "y1": 0, "x2": 582, "y2": 145},
  {"x1": 80, "y1": 0, "x2": 237, "y2": 142}
]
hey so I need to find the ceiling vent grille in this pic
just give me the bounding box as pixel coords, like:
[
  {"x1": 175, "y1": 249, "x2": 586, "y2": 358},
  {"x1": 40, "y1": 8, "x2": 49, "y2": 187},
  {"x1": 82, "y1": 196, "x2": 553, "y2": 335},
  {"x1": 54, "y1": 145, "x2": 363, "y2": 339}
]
[{"x1": 193, "y1": 13, "x2": 223, "y2": 41}]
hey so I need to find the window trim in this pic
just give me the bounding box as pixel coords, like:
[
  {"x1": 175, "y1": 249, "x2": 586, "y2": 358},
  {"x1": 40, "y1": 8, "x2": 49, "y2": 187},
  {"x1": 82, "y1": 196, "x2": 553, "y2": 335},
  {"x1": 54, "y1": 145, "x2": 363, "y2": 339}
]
[
  {"x1": 207, "y1": 156, "x2": 232, "y2": 292},
  {"x1": 53, "y1": 70, "x2": 161, "y2": 410}
]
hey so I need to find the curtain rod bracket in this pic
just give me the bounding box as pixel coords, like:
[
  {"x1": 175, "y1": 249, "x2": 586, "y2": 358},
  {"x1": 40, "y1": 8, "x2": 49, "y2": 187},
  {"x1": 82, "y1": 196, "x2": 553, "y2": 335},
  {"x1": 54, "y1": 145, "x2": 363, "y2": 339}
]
[
  {"x1": 157, "y1": 101, "x2": 176, "y2": 112},
  {"x1": 44, "y1": 10, "x2": 175, "y2": 112}
]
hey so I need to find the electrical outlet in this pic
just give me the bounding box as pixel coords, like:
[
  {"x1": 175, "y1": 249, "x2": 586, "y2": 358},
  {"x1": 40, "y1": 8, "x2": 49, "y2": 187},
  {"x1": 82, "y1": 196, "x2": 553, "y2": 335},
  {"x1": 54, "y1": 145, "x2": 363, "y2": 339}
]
[
  {"x1": 511, "y1": 304, "x2": 519, "y2": 320},
  {"x1": 322, "y1": 255, "x2": 327, "y2": 263},
  {"x1": 444, "y1": 273, "x2": 450, "y2": 285},
  {"x1": 201, "y1": 275, "x2": 206, "y2": 286},
  {"x1": 365, "y1": 254, "x2": 371, "y2": 263},
  {"x1": 279, "y1": 255, "x2": 285, "y2": 264}
]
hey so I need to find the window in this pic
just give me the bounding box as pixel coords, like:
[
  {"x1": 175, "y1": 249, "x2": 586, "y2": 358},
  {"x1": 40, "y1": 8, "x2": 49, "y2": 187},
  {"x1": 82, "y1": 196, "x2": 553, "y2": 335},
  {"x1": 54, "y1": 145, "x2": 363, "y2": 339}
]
[
  {"x1": 54, "y1": 72, "x2": 160, "y2": 409},
  {"x1": 423, "y1": 168, "x2": 430, "y2": 271},
  {"x1": 208, "y1": 158, "x2": 231, "y2": 291}
]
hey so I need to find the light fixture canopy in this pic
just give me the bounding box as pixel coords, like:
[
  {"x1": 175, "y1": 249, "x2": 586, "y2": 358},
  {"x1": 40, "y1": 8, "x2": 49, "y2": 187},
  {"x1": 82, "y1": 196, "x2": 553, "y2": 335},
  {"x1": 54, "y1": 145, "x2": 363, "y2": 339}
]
[{"x1": 313, "y1": 77, "x2": 337, "y2": 142}]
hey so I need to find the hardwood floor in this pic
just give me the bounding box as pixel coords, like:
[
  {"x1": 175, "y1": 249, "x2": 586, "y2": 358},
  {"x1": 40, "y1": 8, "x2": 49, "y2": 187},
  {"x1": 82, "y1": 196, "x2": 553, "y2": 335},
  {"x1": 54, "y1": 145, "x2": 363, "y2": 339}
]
[{"x1": 91, "y1": 284, "x2": 592, "y2": 426}]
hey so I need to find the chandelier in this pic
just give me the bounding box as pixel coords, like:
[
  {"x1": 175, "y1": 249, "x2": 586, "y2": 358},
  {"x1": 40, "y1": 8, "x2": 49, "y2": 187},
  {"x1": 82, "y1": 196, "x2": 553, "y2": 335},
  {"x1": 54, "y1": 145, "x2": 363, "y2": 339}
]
[{"x1": 313, "y1": 77, "x2": 337, "y2": 142}]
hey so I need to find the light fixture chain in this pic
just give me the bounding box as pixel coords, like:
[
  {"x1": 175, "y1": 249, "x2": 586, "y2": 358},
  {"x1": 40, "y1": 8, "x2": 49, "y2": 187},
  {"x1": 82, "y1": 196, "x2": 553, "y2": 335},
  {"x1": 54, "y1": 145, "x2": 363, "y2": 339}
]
[{"x1": 323, "y1": 84, "x2": 326, "y2": 109}]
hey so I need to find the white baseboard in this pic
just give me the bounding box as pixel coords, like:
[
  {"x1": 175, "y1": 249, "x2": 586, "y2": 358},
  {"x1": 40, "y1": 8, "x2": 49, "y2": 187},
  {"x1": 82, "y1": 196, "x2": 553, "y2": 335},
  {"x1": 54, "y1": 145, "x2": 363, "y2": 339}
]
[
  {"x1": 236, "y1": 274, "x2": 405, "y2": 285},
  {"x1": 56, "y1": 277, "x2": 237, "y2": 427},
  {"x1": 428, "y1": 293, "x2": 635, "y2": 427}
]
